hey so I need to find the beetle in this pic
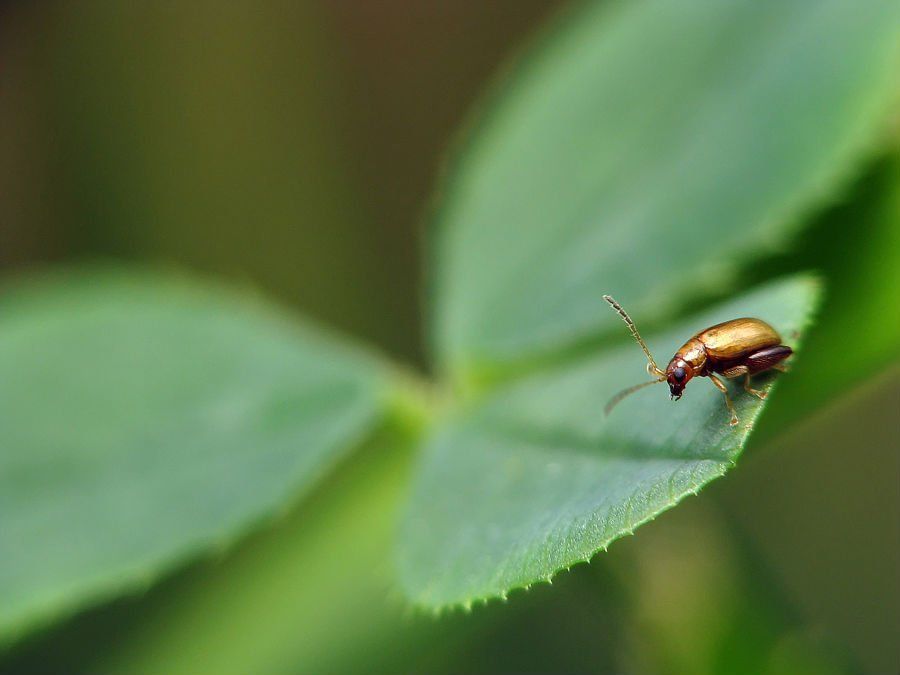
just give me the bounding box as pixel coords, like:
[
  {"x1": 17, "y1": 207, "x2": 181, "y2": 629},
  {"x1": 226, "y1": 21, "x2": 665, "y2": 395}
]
[{"x1": 602, "y1": 295, "x2": 792, "y2": 426}]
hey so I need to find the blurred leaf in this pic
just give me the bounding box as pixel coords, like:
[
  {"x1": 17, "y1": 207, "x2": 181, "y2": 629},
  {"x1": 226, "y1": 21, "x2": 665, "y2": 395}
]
[
  {"x1": 0, "y1": 270, "x2": 388, "y2": 642},
  {"x1": 758, "y1": 153, "x2": 900, "y2": 436},
  {"x1": 432, "y1": 0, "x2": 900, "y2": 379},
  {"x1": 87, "y1": 426, "x2": 619, "y2": 675},
  {"x1": 1, "y1": 423, "x2": 623, "y2": 675},
  {"x1": 91, "y1": 425, "x2": 417, "y2": 675},
  {"x1": 400, "y1": 276, "x2": 819, "y2": 608}
]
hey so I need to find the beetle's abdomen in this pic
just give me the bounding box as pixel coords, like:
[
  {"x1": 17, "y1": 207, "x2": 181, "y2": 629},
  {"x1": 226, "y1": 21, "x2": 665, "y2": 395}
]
[{"x1": 696, "y1": 318, "x2": 781, "y2": 361}]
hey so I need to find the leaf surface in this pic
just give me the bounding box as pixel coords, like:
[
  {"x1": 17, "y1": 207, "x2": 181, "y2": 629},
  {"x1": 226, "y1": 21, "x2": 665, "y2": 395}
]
[
  {"x1": 432, "y1": 0, "x2": 900, "y2": 377},
  {"x1": 0, "y1": 271, "x2": 387, "y2": 640},
  {"x1": 400, "y1": 277, "x2": 819, "y2": 608}
]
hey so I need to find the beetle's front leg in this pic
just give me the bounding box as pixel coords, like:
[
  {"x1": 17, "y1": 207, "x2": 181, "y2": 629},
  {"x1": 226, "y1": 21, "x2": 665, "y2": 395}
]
[
  {"x1": 708, "y1": 374, "x2": 738, "y2": 426},
  {"x1": 722, "y1": 364, "x2": 766, "y2": 400}
]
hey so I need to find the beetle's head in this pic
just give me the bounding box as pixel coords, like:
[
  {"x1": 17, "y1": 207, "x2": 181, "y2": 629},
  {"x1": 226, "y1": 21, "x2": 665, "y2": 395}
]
[{"x1": 666, "y1": 359, "x2": 693, "y2": 400}]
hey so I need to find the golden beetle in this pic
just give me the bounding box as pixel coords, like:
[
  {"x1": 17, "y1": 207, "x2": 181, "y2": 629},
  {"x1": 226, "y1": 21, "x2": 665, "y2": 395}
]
[{"x1": 602, "y1": 295, "x2": 792, "y2": 426}]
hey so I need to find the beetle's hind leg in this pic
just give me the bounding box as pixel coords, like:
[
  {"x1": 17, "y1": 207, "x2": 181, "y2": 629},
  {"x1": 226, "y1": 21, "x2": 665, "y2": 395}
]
[
  {"x1": 742, "y1": 373, "x2": 767, "y2": 399},
  {"x1": 721, "y1": 364, "x2": 767, "y2": 400},
  {"x1": 708, "y1": 374, "x2": 738, "y2": 427}
]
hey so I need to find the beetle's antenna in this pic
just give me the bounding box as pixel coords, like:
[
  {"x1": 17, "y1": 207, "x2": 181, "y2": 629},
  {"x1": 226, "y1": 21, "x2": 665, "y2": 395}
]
[
  {"x1": 603, "y1": 295, "x2": 664, "y2": 376},
  {"x1": 604, "y1": 377, "x2": 665, "y2": 416}
]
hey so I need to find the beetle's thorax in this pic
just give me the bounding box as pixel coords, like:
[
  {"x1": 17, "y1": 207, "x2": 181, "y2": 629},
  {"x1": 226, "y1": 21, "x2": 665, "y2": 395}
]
[
  {"x1": 672, "y1": 337, "x2": 708, "y2": 373},
  {"x1": 665, "y1": 338, "x2": 708, "y2": 399}
]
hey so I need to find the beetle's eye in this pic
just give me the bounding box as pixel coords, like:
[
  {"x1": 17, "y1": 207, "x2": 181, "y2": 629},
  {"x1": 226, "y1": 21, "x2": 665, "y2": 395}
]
[{"x1": 673, "y1": 366, "x2": 686, "y2": 382}]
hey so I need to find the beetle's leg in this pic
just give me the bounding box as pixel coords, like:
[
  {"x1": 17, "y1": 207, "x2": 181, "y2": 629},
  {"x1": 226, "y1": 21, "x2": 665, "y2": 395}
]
[
  {"x1": 708, "y1": 374, "x2": 738, "y2": 426},
  {"x1": 771, "y1": 363, "x2": 789, "y2": 373},
  {"x1": 721, "y1": 364, "x2": 767, "y2": 400},
  {"x1": 742, "y1": 373, "x2": 767, "y2": 400}
]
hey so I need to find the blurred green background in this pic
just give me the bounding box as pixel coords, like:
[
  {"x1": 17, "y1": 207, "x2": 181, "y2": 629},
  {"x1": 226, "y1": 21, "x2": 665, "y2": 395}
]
[
  {"x1": 1, "y1": 1, "x2": 897, "y2": 673},
  {"x1": 0, "y1": 0, "x2": 564, "y2": 368}
]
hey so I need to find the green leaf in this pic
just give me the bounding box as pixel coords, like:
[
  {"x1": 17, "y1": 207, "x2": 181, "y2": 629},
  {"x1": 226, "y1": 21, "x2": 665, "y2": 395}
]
[
  {"x1": 432, "y1": 0, "x2": 900, "y2": 378},
  {"x1": 0, "y1": 270, "x2": 387, "y2": 641},
  {"x1": 399, "y1": 276, "x2": 819, "y2": 608}
]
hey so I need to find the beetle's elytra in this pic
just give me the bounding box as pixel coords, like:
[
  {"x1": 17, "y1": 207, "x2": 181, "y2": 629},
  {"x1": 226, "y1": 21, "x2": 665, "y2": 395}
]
[{"x1": 602, "y1": 295, "x2": 792, "y2": 426}]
